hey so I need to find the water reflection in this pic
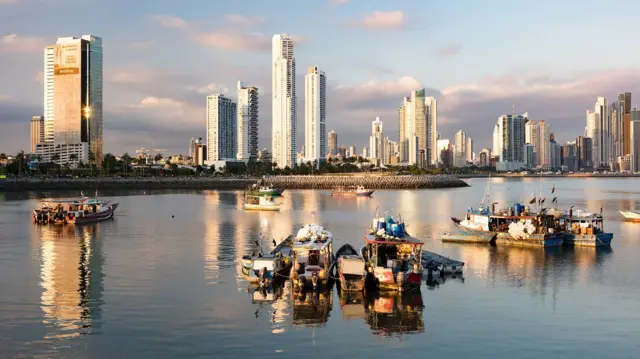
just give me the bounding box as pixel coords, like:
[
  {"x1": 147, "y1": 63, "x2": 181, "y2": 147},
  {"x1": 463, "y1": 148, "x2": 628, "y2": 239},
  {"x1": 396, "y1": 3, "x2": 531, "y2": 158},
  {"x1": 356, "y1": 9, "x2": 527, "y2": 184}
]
[
  {"x1": 292, "y1": 288, "x2": 333, "y2": 327},
  {"x1": 249, "y1": 283, "x2": 292, "y2": 334},
  {"x1": 36, "y1": 223, "x2": 104, "y2": 339},
  {"x1": 364, "y1": 290, "x2": 424, "y2": 337}
]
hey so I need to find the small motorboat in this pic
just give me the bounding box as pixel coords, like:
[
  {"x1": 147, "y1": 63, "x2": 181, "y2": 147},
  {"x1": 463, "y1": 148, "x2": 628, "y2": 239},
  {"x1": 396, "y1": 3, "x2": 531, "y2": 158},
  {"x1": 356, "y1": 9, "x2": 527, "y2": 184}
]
[
  {"x1": 620, "y1": 210, "x2": 640, "y2": 222},
  {"x1": 289, "y1": 223, "x2": 334, "y2": 291},
  {"x1": 331, "y1": 185, "x2": 374, "y2": 197},
  {"x1": 242, "y1": 235, "x2": 293, "y2": 286},
  {"x1": 244, "y1": 194, "x2": 282, "y2": 211},
  {"x1": 333, "y1": 244, "x2": 366, "y2": 292},
  {"x1": 33, "y1": 192, "x2": 118, "y2": 225}
]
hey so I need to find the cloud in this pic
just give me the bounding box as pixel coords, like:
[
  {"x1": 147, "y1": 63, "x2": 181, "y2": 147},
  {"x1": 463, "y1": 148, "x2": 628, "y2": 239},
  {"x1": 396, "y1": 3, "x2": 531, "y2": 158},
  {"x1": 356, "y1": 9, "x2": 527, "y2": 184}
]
[
  {"x1": 130, "y1": 96, "x2": 184, "y2": 109},
  {"x1": 130, "y1": 40, "x2": 155, "y2": 49},
  {"x1": 0, "y1": 95, "x2": 12, "y2": 101},
  {"x1": 225, "y1": 14, "x2": 266, "y2": 27},
  {"x1": 0, "y1": 34, "x2": 47, "y2": 53},
  {"x1": 435, "y1": 45, "x2": 462, "y2": 56},
  {"x1": 194, "y1": 30, "x2": 271, "y2": 52},
  {"x1": 194, "y1": 83, "x2": 230, "y2": 95},
  {"x1": 151, "y1": 14, "x2": 190, "y2": 29},
  {"x1": 346, "y1": 11, "x2": 408, "y2": 30},
  {"x1": 330, "y1": 0, "x2": 351, "y2": 4}
]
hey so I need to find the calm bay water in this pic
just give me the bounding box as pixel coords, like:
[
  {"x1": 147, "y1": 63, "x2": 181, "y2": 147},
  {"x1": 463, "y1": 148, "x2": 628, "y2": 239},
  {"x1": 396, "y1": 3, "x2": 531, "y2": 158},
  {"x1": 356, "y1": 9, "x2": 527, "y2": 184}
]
[{"x1": 1, "y1": 178, "x2": 639, "y2": 358}]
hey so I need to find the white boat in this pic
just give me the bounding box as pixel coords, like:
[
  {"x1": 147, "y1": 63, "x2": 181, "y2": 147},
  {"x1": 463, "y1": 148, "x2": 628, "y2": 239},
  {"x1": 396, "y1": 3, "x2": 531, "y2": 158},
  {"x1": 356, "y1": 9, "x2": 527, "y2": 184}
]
[
  {"x1": 244, "y1": 195, "x2": 282, "y2": 211},
  {"x1": 241, "y1": 236, "x2": 293, "y2": 286},
  {"x1": 620, "y1": 210, "x2": 640, "y2": 222},
  {"x1": 289, "y1": 224, "x2": 334, "y2": 290},
  {"x1": 33, "y1": 192, "x2": 118, "y2": 225}
]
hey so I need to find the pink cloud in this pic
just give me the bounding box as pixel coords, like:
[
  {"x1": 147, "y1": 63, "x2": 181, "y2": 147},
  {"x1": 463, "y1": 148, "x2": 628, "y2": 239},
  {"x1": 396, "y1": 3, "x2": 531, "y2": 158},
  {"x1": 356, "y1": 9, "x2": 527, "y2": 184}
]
[
  {"x1": 194, "y1": 30, "x2": 271, "y2": 52},
  {"x1": 0, "y1": 34, "x2": 47, "y2": 53},
  {"x1": 347, "y1": 11, "x2": 408, "y2": 30},
  {"x1": 225, "y1": 14, "x2": 266, "y2": 27},
  {"x1": 151, "y1": 14, "x2": 190, "y2": 29}
]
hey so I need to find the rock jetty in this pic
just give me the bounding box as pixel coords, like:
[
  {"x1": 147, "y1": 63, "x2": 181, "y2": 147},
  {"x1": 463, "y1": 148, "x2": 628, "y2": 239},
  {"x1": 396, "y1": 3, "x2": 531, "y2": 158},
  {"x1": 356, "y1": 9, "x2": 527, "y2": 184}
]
[
  {"x1": 0, "y1": 175, "x2": 468, "y2": 192},
  {"x1": 265, "y1": 175, "x2": 468, "y2": 189}
]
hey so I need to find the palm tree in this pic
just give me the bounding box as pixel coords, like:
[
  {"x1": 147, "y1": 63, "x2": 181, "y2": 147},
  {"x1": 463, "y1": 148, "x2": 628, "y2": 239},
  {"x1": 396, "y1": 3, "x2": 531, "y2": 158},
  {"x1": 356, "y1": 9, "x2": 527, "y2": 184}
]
[
  {"x1": 69, "y1": 153, "x2": 78, "y2": 167},
  {"x1": 0, "y1": 153, "x2": 7, "y2": 161}
]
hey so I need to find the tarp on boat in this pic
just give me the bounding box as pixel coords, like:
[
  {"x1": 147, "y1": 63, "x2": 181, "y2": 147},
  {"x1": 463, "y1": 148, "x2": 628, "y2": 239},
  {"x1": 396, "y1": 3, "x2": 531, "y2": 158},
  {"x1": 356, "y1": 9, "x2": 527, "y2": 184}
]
[{"x1": 340, "y1": 256, "x2": 364, "y2": 275}]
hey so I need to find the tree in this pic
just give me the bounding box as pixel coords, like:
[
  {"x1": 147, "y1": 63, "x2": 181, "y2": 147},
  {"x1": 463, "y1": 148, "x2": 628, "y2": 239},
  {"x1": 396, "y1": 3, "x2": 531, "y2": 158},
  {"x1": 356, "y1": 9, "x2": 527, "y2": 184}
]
[
  {"x1": 0, "y1": 153, "x2": 7, "y2": 161},
  {"x1": 51, "y1": 153, "x2": 61, "y2": 163},
  {"x1": 69, "y1": 153, "x2": 78, "y2": 165},
  {"x1": 102, "y1": 153, "x2": 117, "y2": 175},
  {"x1": 121, "y1": 152, "x2": 132, "y2": 176}
]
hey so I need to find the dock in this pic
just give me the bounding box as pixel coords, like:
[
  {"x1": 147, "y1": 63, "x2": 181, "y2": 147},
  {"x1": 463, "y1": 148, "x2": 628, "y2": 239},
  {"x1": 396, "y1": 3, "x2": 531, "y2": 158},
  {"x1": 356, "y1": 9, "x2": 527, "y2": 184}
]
[{"x1": 421, "y1": 251, "x2": 464, "y2": 274}]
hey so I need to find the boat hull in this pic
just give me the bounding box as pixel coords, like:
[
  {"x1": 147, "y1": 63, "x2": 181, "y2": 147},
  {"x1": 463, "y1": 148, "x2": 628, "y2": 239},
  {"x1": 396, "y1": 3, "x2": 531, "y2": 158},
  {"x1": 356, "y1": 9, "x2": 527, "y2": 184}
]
[
  {"x1": 331, "y1": 190, "x2": 374, "y2": 197},
  {"x1": 441, "y1": 231, "x2": 495, "y2": 244},
  {"x1": 451, "y1": 218, "x2": 563, "y2": 247},
  {"x1": 68, "y1": 203, "x2": 118, "y2": 224},
  {"x1": 340, "y1": 275, "x2": 365, "y2": 292},
  {"x1": 620, "y1": 211, "x2": 640, "y2": 222},
  {"x1": 373, "y1": 271, "x2": 422, "y2": 292},
  {"x1": 563, "y1": 233, "x2": 613, "y2": 247}
]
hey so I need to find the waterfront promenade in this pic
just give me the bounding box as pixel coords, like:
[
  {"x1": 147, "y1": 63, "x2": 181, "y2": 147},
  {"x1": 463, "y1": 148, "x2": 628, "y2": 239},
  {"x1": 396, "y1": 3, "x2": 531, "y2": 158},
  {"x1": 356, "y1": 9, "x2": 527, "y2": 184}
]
[{"x1": 0, "y1": 174, "x2": 469, "y2": 192}]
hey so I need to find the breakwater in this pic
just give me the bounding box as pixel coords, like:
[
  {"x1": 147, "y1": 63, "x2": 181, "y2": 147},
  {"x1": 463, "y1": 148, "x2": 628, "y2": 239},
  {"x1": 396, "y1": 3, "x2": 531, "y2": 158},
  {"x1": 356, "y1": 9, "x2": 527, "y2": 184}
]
[
  {"x1": 266, "y1": 175, "x2": 468, "y2": 189},
  {"x1": 0, "y1": 175, "x2": 468, "y2": 192}
]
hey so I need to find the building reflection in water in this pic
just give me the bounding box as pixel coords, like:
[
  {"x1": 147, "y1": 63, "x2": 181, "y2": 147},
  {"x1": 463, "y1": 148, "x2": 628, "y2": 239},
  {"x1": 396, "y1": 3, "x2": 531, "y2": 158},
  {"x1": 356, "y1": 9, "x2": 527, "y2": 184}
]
[
  {"x1": 204, "y1": 191, "x2": 222, "y2": 283},
  {"x1": 36, "y1": 223, "x2": 104, "y2": 339}
]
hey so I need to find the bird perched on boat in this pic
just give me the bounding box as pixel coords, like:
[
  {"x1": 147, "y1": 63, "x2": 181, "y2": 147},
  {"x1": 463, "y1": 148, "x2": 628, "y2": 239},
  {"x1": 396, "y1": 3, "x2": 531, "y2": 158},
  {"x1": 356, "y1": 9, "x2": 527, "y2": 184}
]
[{"x1": 272, "y1": 239, "x2": 277, "y2": 247}]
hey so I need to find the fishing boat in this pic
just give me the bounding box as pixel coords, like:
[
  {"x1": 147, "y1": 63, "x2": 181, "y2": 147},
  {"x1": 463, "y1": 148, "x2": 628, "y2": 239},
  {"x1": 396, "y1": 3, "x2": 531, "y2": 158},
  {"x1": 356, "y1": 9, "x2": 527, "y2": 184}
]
[
  {"x1": 289, "y1": 224, "x2": 334, "y2": 291},
  {"x1": 362, "y1": 212, "x2": 424, "y2": 291},
  {"x1": 333, "y1": 244, "x2": 366, "y2": 292},
  {"x1": 559, "y1": 208, "x2": 613, "y2": 247},
  {"x1": 620, "y1": 210, "x2": 640, "y2": 222},
  {"x1": 241, "y1": 235, "x2": 293, "y2": 286},
  {"x1": 33, "y1": 192, "x2": 118, "y2": 225},
  {"x1": 246, "y1": 183, "x2": 284, "y2": 196},
  {"x1": 331, "y1": 185, "x2": 374, "y2": 197},
  {"x1": 244, "y1": 194, "x2": 282, "y2": 211}
]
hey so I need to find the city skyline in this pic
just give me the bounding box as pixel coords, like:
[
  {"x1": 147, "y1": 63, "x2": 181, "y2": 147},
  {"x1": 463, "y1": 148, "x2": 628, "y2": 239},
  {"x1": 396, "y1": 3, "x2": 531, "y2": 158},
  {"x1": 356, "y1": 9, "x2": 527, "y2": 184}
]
[{"x1": 4, "y1": 1, "x2": 640, "y2": 155}]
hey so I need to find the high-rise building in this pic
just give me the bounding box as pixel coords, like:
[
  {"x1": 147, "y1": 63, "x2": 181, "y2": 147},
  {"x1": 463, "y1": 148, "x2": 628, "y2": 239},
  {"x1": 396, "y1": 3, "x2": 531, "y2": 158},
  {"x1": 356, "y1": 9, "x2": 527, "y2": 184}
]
[
  {"x1": 611, "y1": 94, "x2": 625, "y2": 162},
  {"x1": 479, "y1": 148, "x2": 492, "y2": 167},
  {"x1": 30, "y1": 116, "x2": 44, "y2": 153},
  {"x1": 593, "y1": 97, "x2": 610, "y2": 169},
  {"x1": 623, "y1": 93, "x2": 632, "y2": 156},
  {"x1": 361, "y1": 147, "x2": 368, "y2": 159},
  {"x1": 494, "y1": 114, "x2": 527, "y2": 171},
  {"x1": 436, "y1": 139, "x2": 453, "y2": 168},
  {"x1": 328, "y1": 130, "x2": 337, "y2": 157},
  {"x1": 304, "y1": 66, "x2": 326, "y2": 163},
  {"x1": 369, "y1": 117, "x2": 385, "y2": 165},
  {"x1": 630, "y1": 108, "x2": 640, "y2": 172},
  {"x1": 272, "y1": 34, "x2": 296, "y2": 168},
  {"x1": 398, "y1": 89, "x2": 429, "y2": 166},
  {"x1": 550, "y1": 139, "x2": 561, "y2": 169},
  {"x1": 538, "y1": 120, "x2": 551, "y2": 168},
  {"x1": 189, "y1": 137, "x2": 202, "y2": 159},
  {"x1": 237, "y1": 81, "x2": 259, "y2": 160},
  {"x1": 466, "y1": 137, "x2": 473, "y2": 162},
  {"x1": 206, "y1": 94, "x2": 237, "y2": 161},
  {"x1": 348, "y1": 145, "x2": 356, "y2": 158},
  {"x1": 576, "y1": 136, "x2": 593, "y2": 171},
  {"x1": 39, "y1": 35, "x2": 103, "y2": 166},
  {"x1": 454, "y1": 130, "x2": 466, "y2": 167},
  {"x1": 562, "y1": 142, "x2": 577, "y2": 172},
  {"x1": 426, "y1": 97, "x2": 438, "y2": 165},
  {"x1": 524, "y1": 144, "x2": 535, "y2": 169}
]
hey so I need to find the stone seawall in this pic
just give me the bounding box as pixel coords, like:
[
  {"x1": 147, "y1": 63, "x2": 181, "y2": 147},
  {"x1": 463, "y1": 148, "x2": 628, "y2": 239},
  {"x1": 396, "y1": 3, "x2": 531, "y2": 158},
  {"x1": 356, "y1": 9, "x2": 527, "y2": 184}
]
[
  {"x1": 267, "y1": 175, "x2": 469, "y2": 189},
  {"x1": 0, "y1": 175, "x2": 468, "y2": 192}
]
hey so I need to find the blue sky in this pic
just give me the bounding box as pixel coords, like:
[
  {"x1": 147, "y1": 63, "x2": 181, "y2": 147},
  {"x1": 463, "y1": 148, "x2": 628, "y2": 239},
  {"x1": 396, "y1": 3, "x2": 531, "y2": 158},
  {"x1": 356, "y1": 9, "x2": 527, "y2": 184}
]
[{"x1": 2, "y1": 0, "x2": 640, "y2": 155}]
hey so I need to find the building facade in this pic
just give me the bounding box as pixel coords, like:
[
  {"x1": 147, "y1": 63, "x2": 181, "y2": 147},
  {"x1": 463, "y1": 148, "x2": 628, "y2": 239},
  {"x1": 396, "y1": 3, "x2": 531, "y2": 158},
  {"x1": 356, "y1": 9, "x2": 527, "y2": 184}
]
[
  {"x1": 328, "y1": 130, "x2": 337, "y2": 157},
  {"x1": 426, "y1": 97, "x2": 437, "y2": 165},
  {"x1": 399, "y1": 89, "x2": 430, "y2": 167},
  {"x1": 494, "y1": 114, "x2": 527, "y2": 171},
  {"x1": 631, "y1": 108, "x2": 640, "y2": 172},
  {"x1": 454, "y1": 130, "x2": 467, "y2": 167},
  {"x1": 304, "y1": 66, "x2": 326, "y2": 163},
  {"x1": 237, "y1": 81, "x2": 259, "y2": 160},
  {"x1": 369, "y1": 117, "x2": 385, "y2": 166},
  {"x1": 576, "y1": 136, "x2": 593, "y2": 171},
  {"x1": 272, "y1": 34, "x2": 296, "y2": 168},
  {"x1": 30, "y1": 116, "x2": 44, "y2": 153},
  {"x1": 206, "y1": 94, "x2": 237, "y2": 161}
]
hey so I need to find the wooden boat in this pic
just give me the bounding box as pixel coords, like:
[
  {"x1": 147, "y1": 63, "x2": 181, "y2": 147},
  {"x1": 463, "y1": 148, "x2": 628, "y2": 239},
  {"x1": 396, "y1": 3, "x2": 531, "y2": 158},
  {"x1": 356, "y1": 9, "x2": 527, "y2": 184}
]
[
  {"x1": 242, "y1": 235, "x2": 293, "y2": 286},
  {"x1": 289, "y1": 224, "x2": 334, "y2": 291},
  {"x1": 33, "y1": 193, "x2": 118, "y2": 225},
  {"x1": 620, "y1": 210, "x2": 640, "y2": 222},
  {"x1": 331, "y1": 185, "x2": 374, "y2": 197},
  {"x1": 451, "y1": 203, "x2": 564, "y2": 247},
  {"x1": 362, "y1": 212, "x2": 423, "y2": 291},
  {"x1": 422, "y1": 250, "x2": 464, "y2": 274},
  {"x1": 244, "y1": 194, "x2": 282, "y2": 211},
  {"x1": 246, "y1": 183, "x2": 284, "y2": 196},
  {"x1": 334, "y1": 244, "x2": 365, "y2": 292},
  {"x1": 559, "y1": 209, "x2": 613, "y2": 247}
]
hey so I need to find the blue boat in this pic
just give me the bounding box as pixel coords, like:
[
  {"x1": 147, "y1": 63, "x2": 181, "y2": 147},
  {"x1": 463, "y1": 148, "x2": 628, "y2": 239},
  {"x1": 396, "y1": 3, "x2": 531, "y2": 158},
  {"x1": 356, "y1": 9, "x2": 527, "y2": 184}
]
[{"x1": 558, "y1": 209, "x2": 614, "y2": 247}]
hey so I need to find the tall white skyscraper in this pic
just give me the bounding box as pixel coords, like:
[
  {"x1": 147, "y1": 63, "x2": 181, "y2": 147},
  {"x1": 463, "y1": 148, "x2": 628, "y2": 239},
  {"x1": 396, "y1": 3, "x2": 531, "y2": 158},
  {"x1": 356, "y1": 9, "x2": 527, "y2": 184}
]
[
  {"x1": 426, "y1": 97, "x2": 438, "y2": 165},
  {"x1": 369, "y1": 117, "x2": 385, "y2": 165},
  {"x1": 538, "y1": 120, "x2": 551, "y2": 168},
  {"x1": 206, "y1": 94, "x2": 237, "y2": 161},
  {"x1": 39, "y1": 35, "x2": 103, "y2": 166},
  {"x1": 304, "y1": 66, "x2": 326, "y2": 163},
  {"x1": 494, "y1": 114, "x2": 527, "y2": 171},
  {"x1": 594, "y1": 96, "x2": 610, "y2": 168},
  {"x1": 398, "y1": 89, "x2": 428, "y2": 166},
  {"x1": 466, "y1": 136, "x2": 473, "y2": 162},
  {"x1": 586, "y1": 109, "x2": 600, "y2": 167},
  {"x1": 237, "y1": 81, "x2": 259, "y2": 160},
  {"x1": 272, "y1": 34, "x2": 296, "y2": 168}
]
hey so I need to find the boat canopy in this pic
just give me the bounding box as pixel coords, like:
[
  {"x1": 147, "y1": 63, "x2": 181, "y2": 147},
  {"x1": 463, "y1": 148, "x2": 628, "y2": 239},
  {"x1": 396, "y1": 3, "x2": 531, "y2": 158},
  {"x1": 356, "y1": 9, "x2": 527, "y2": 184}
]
[
  {"x1": 292, "y1": 238, "x2": 332, "y2": 251},
  {"x1": 364, "y1": 234, "x2": 424, "y2": 246},
  {"x1": 340, "y1": 256, "x2": 364, "y2": 275}
]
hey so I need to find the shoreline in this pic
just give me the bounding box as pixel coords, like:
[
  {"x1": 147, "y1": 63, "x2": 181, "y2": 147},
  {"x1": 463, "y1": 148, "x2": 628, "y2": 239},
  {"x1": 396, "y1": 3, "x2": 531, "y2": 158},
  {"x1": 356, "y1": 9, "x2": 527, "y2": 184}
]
[
  {"x1": 455, "y1": 173, "x2": 640, "y2": 178},
  {"x1": 0, "y1": 175, "x2": 469, "y2": 192}
]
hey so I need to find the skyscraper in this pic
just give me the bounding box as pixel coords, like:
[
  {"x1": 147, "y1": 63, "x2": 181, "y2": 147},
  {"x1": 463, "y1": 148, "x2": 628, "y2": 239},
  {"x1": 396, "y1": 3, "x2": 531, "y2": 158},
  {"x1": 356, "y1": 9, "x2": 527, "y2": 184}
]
[
  {"x1": 30, "y1": 116, "x2": 44, "y2": 153},
  {"x1": 206, "y1": 94, "x2": 237, "y2": 161},
  {"x1": 398, "y1": 89, "x2": 428, "y2": 166},
  {"x1": 630, "y1": 108, "x2": 640, "y2": 172},
  {"x1": 272, "y1": 34, "x2": 296, "y2": 168},
  {"x1": 494, "y1": 114, "x2": 527, "y2": 171},
  {"x1": 623, "y1": 92, "x2": 632, "y2": 156},
  {"x1": 426, "y1": 97, "x2": 438, "y2": 165},
  {"x1": 576, "y1": 136, "x2": 593, "y2": 171},
  {"x1": 538, "y1": 120, "x2": 551, "y2": 168},
  {"x1": 237, "y1": 81, "x2": 259, "y2": 160},
  {"x1": 328, "y1": 130, "x2": 337, "y2": 157},
  {"x1": 594, "y1": 97, "x2": 610, "y2": 169},
  {"x1": 40, "y1": 35, "x2": 103, "y2": 166},
  {"x1": 304, "y1": 66, "x2": 326, "y2": 163},
  {"x1": 466, "y1": 136, "x2": 473, "y2": 162},
  {"x1": 454, "y1": 130, "x2": 466, "y2": 167},
  {"x1": 369, "y1": 117, "x2": 385, "y2": 165}
]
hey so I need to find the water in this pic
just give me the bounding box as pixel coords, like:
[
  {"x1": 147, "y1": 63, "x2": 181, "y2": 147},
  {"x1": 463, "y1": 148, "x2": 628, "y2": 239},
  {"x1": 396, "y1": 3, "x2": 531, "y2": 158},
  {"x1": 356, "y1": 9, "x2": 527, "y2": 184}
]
[{"x1": 1, "y1": 178, "x2": 639, "y2": 359}]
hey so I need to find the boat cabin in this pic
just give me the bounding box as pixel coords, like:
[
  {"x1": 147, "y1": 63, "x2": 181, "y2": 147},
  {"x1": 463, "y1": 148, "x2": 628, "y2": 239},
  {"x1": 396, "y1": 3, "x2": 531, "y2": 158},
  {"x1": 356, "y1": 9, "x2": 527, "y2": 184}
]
[
  {"x1": 363, "y1": 234, "x2": 423, "y2": 275},
  {"x1": 464, "y1": 207, "x2": 558, "y2": 234},
  {"x1": 560, "y1": 213, "x2": 605, "y2": 235}
]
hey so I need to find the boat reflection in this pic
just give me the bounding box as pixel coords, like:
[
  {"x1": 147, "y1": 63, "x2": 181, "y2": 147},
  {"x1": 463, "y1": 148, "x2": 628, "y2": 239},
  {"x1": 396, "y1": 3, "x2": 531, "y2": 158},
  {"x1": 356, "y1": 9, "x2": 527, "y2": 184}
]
[
  {"x1": 291, "y1": 288, "x2": 333, "y2": 327},
  {"x1": 364, "y1": 290, "x2": 424, "y2": 336},
  {"x1": 36, "y1": 222, "x2": 104, "y2": 339},
  {"x1": 339, "y1": 290, "x2": 366, "y2": 321}
]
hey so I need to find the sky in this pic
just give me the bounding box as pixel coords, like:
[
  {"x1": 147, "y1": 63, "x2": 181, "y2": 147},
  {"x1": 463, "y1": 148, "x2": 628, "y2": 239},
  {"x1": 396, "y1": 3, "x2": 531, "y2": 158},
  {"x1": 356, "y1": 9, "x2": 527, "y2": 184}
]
[{"x1": 2, "y1": 0, "x2": 640, "y2": 156}]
